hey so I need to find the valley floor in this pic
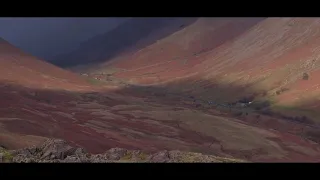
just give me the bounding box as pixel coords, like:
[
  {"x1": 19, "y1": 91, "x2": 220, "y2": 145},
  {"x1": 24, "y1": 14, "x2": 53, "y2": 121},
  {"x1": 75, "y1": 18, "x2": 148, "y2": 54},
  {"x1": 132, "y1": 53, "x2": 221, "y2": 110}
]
[{"x1": 2, "y1": 80, "x2": 320, "y2": 162}]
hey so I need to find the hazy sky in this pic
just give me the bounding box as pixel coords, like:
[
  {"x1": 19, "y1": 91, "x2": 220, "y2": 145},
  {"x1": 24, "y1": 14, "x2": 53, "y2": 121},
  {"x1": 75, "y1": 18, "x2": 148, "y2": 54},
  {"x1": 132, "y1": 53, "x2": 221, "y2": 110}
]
[{"x1": 0, "y1": 17, "x2": 127, "y2": 61}]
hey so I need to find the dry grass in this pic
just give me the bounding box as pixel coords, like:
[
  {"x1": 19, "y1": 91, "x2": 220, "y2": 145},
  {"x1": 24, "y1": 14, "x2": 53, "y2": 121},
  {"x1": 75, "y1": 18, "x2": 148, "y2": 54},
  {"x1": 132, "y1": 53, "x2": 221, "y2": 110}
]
[
  {"x1": 0, "y1": 148, "x2": 13, "y2": 162},
  {"x1": 170, "y1": 152, "x2": 247, "y2": 163},
  {"x1": 118, "y1": 151, "x2": 149, "y2": 162},
  {"x1": 118, "y1": 150, "x2": 246, "y2": 163}
]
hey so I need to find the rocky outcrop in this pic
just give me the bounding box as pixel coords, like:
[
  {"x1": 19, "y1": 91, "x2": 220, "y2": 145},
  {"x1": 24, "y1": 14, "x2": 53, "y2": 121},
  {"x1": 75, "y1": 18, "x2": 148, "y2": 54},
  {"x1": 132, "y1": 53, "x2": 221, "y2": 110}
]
[{"x1": 1, "y1": 139, "x2": 246, "y2": 163}]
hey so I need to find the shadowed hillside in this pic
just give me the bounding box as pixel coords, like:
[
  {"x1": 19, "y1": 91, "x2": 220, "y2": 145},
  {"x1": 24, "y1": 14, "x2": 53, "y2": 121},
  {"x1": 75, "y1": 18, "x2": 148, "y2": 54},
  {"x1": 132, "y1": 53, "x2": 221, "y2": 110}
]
[
  {"x1": 3, "y1": 18, "x2": 320, "y2": 162},
  {"x1": 61, "y1": 18, "x2": 320, "y2": 115},
  {"x1": 52, "y1": 18, "x2": 198, "y2": 68}
]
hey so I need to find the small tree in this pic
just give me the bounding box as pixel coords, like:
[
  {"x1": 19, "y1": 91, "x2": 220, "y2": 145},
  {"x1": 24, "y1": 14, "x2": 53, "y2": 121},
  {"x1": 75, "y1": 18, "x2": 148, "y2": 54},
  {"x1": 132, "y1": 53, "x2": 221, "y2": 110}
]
[{"x1": 303, "y1": 73, "x2": 309, "y2": 80}]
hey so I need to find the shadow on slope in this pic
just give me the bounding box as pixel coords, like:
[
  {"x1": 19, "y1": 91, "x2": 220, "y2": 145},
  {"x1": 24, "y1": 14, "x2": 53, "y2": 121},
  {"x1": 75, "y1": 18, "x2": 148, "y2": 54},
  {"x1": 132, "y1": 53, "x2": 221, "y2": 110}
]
[
  {"x1": 2, "y1": 77, "x2": 320, "y2": 162},
  {"x1": 52, "y1": 18, "x2": 198, "y2": 68},
  {"x1": 115, "y1": 78, "x2": 320, "y2": 123}
]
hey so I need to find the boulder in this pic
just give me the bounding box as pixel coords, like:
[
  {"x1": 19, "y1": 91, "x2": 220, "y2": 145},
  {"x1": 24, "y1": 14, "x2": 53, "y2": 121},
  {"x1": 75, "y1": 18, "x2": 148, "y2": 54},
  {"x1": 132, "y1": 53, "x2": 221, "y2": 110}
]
[
  {"x1": 150, "y1": 150, "x2": 170, "y2": 162},
  {"x1": 39, "y1": 139, "x2": 76, "y2": 160},
  {"x1": 105, "y1": 148, "x2": 127, "y2": 161}
]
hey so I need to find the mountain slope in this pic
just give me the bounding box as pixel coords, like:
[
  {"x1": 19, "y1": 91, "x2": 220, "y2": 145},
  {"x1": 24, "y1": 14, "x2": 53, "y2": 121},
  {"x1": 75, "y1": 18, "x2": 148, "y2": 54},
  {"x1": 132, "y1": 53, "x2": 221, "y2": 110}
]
[
  {"x1": 3, "y1": 20, "x2": 320, "y2": 162},
  {"x1": 0, "y1": 38, "x2": 97, "y2": 91},
  {"x1": 0, "y1": 38, "x2": 282, "y2": 160},
  {"x1": 52, "y1": 18, "x2": 198, "y2": 68},
  {"x1": 61, "y1": 18, "x2": 320, "y2": 118}
]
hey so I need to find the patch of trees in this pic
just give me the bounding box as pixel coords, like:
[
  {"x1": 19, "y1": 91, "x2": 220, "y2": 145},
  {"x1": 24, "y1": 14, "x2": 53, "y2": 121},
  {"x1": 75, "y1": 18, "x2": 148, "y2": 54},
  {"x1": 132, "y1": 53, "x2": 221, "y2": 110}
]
[{"x1": 303, "y1": 73, "x2": 309, "y2": 80}]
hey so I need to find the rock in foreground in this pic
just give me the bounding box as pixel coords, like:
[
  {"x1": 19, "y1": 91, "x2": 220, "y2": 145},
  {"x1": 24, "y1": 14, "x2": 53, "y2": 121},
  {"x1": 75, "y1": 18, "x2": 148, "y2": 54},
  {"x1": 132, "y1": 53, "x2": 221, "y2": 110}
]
[{"x1": 0, "y1": 139, "x2": 246, "y2": 163}]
